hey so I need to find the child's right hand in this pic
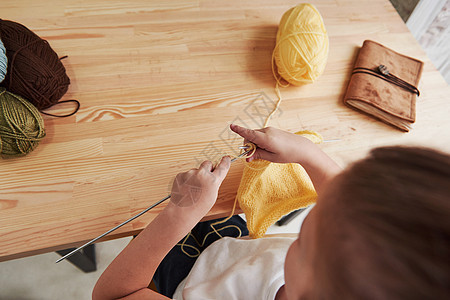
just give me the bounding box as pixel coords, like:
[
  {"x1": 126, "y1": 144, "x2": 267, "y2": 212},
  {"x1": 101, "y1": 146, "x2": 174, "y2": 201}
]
[{"x1": 230, "y1": 124, "x2": 318, "y2": 164}]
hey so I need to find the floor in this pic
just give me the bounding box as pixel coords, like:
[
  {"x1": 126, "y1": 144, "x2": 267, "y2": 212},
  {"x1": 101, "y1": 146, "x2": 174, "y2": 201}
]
[
  {"x1": 0, "y1": 237, "x2": 131, "y2": 300},
  {"x1": 392, "y1": 0, "x2": 450, "y2": 83},
  {"x1": 389, "y1": 0, "x2": 419, "y2": 22},
  {"x1": 0, "y1": 213, "x2": 305, "y2": 300},
  {"x1": 413, "y1": 0, "x2": 450, "y2": 84}
]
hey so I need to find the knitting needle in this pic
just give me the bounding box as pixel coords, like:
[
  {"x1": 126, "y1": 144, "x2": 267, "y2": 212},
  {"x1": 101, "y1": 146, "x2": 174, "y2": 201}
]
[
  {"x1": 239, "y1": 139, "x2": 340, "y2": 148},
  {"x1": 56, "y1": 149, "x2": 252, "y2": 264},
  {"x1": 231, "y1": 148, "x2": 251, "y2": 162},
  {"x1": 55, "y1": 195, "x2": 171, "y2": 263}
]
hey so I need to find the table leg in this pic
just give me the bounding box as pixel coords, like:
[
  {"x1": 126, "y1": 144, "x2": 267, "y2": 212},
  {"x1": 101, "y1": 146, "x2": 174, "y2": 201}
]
[{"x1": 56, "y1": 244, "x2": 97, "y2": 273}]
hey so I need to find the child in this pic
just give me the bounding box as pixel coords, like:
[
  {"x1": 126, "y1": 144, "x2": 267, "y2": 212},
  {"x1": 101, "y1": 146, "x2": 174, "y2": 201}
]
[{"x1": 93, "y1": 124, "x2": 450, "y2": 299}]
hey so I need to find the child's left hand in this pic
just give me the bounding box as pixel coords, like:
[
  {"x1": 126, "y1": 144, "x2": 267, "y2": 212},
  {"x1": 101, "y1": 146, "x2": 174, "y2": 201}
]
[{"x1": 169, "y1": 155, "x2": 231, "y2": 222}]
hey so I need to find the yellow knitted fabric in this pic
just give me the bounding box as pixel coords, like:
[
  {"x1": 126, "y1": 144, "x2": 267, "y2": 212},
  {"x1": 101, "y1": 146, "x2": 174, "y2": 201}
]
[{"x1": 236, "y1": 130, "x2": 322, "y2": 238}]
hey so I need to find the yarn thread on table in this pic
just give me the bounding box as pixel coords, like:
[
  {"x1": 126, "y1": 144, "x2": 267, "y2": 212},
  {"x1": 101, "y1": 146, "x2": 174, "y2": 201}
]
[
  {"x1": 0, "y1": 38, "x2": 7, "y2": 83},
  {"x1": 265, "y1": 3, "x2": 329, "y2": 127},
  {"x1": 0, "y1": 19, "x2": 79, "y2": 116},
  {"x1": 0, "y1": 87, "x2": 46, "y2": 157}
]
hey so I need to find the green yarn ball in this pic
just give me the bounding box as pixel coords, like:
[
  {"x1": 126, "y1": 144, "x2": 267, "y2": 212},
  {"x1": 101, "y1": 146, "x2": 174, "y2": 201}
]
[{"x1": 0, "y1": 87, "x2": 45, "y2": 158}]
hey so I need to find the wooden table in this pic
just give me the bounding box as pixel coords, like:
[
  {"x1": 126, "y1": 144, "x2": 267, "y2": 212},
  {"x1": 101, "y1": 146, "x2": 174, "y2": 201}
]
[{"x1": 1, "y1": 0, "x2": 449, "y2": 262}]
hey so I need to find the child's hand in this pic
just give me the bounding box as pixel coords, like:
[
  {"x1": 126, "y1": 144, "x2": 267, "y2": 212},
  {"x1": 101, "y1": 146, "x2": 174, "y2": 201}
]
[
  {"x1": 94, "y1": 156, "x2": 231, "y2": 300},
  {"x1": 169, "y1": 156, "x2": 231, "y2": 220},
  {"x1": 230, "y1": 124, "x2": 318, "y2": 164}
]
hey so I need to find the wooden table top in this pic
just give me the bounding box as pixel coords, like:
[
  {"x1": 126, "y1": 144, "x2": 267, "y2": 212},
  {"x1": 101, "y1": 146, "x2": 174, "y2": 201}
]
[{"x1": 1, "y1": 0, "x2": 449, "y2": 261}]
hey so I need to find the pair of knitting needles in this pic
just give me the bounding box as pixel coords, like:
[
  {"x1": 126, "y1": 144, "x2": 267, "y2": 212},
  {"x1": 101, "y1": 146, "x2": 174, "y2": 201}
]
[{"x1": 56, "y1": 148, "x2": 252, "y2": 263}]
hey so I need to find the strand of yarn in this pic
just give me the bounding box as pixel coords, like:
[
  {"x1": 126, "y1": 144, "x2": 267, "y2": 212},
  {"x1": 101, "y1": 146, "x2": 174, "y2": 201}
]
[
  {"x1": 0, "y1": 19, "x2": 79, "y2": 116},
  {"x1": 264, "y1": 82, "x2": 282, "y2": 127},
  {"x1": 0, "y1": 38, "x2": 7, "y2": 83},
  {"x1": 264, "y1": 4, "x2": 329, "y2": 127},
  {"x1": 177, "y1": 144, "x2": 256, "y2": 258},
  {"x1": 0, "y1": 88, "x2": 45, "y2": 157},
  {"x1": 178, "y1": 197, "x2": 242, "y2": 258},
  {"x1": 242, "y1": 142, "x2": 256, "y2": 157}
]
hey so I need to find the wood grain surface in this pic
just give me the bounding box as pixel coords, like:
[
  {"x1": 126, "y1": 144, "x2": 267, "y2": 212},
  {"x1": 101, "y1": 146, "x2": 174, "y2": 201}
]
[{"x1": 1, "y1": 0, "x2": 449, "y2": 261}]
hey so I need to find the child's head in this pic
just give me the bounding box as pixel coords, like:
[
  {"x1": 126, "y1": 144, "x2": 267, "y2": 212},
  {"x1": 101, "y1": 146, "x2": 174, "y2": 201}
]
[{"x1": 284, "y1": 146, "x2": 450, "y2": 299}]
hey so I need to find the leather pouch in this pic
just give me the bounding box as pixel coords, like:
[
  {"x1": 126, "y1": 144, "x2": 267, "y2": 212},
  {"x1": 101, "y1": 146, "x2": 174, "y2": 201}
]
[{"x1": 344, "y1": 40, "x2": 423, "y2": 132}]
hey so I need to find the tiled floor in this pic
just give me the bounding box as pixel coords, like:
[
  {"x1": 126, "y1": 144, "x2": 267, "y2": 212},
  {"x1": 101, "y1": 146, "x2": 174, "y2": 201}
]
[
  {"x1": 0, "y1": 236, "x2": 131, "y2": 300},
  {"x1": 0, "y1": 213, "x2": 305, "y2": 300}
]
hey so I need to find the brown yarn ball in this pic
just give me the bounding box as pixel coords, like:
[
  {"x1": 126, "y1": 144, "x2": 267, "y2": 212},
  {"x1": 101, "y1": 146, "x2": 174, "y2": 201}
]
[{"x1": 0, "y1": 19, "x2": 70, "y2": 111}]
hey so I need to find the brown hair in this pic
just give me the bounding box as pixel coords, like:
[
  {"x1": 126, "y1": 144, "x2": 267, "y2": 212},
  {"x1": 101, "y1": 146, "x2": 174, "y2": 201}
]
[{"x1": 313, "y1": 147, "x2": 450, "y2": 299}]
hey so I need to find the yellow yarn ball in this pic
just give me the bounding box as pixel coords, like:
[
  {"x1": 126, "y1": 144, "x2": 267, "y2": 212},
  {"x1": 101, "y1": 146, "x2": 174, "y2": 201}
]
[{"x1": 273, "y1": 3, "x2": 329, "y2": 85}]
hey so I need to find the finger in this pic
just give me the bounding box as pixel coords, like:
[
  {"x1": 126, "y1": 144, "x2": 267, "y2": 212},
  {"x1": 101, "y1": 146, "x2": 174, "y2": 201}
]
[
  {"x1": 230, "y1": 124, "x2": 266, "y2": 146},
  {"x1": 199, "y1": 160, "x2": 213, "y2": 172},
  {"x1": 213, "y1": 156, "x2": 231, "y2": 181},
  {"x1": 247, "y1": 148, "x2": 276, "y2": 162},
  {"x1": 243, "y1": 128, "x2": 266, "y2": 146}
]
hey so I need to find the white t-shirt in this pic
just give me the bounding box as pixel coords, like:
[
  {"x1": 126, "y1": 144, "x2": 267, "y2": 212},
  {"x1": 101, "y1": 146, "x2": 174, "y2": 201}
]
[{"x1": 172, "y1": 204, "x2": 315, "y2": 300}]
